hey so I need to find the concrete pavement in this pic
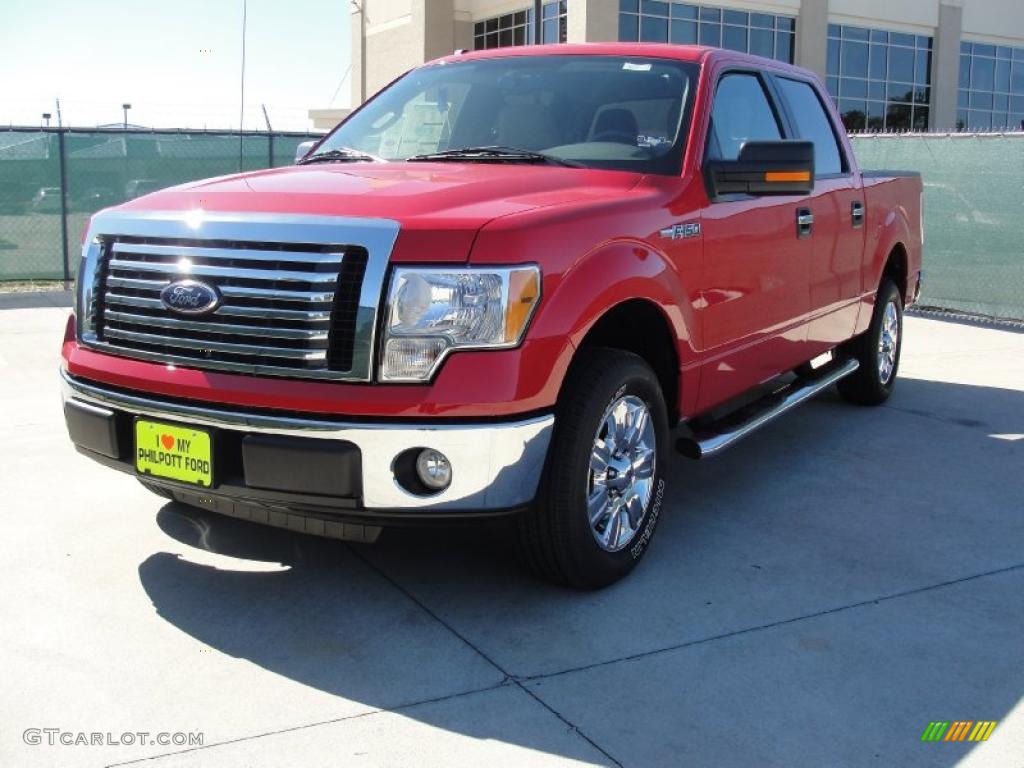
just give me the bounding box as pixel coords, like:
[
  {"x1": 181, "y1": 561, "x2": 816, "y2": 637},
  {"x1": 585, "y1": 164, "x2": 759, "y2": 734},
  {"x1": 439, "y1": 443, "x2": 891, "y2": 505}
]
[{"x1": 1, "y1": 305, "x2": 1021, "y2": 767}]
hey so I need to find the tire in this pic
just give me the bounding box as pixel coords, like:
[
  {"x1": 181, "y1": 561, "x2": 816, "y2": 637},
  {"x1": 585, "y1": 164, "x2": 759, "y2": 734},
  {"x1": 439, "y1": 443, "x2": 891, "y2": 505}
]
[
  {"x1": 837, "y1": 278, "x2": 903, "y2": 406},
  {"x1": 517, "y1": 348, "x2": 670, "y2": 589}
]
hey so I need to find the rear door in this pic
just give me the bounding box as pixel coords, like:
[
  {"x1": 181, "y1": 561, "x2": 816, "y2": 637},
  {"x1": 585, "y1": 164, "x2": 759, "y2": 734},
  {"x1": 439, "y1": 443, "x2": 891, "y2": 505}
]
[
  {"x1": 697, "y1": 70, "x2": 813, "y2": 411},
  {"x1": 773, "y1": 75, "x2": 865, "y2": 351}
]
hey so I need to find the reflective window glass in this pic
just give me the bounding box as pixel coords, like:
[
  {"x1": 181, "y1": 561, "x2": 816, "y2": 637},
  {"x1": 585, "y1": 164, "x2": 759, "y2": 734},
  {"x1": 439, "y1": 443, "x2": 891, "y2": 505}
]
[
  {"x1": 620, "y1": 2, "x2": 794, "y2": 62},
  {"x1": 827, "y1": 25, "x2": 932, "y2": 131}
]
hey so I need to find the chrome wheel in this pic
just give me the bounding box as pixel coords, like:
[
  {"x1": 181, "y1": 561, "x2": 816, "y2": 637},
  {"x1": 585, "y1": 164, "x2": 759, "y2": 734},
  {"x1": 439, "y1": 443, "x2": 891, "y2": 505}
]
[
  {"x1": 877, "y1": 299, "x2": 900, "y2": 385},
  {"x1": 586, "y1": 395, "x2": 657, "y2": 552}
]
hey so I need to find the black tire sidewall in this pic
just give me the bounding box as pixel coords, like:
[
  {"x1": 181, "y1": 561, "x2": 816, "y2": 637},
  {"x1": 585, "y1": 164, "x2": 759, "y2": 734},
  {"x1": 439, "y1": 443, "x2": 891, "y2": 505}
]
[
  {"x1": 547, "y1": 351, "x2": 669, "y2": 587},
  {"x1": 838, "y1": 278, "x2": 904, "y2": 406},
  {"x1": 868, "y1": 280, "x2": 903, "y2": 398}
]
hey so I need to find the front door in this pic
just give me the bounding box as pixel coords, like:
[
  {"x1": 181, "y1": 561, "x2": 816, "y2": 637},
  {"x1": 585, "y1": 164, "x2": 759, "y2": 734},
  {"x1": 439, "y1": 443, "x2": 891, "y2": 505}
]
[{"x1": 697, "y1": 71, "x2": 813, "y2": 412}]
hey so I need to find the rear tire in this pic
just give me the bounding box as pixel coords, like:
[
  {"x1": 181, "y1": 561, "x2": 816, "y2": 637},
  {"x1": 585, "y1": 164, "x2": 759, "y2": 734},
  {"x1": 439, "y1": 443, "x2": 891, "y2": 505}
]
[
  {"x1": 837, "y1": 278, "x2": 903, "y2": 406},
  {"x1": 517, "y1": 348, "x2": 669, "y2": 589}
]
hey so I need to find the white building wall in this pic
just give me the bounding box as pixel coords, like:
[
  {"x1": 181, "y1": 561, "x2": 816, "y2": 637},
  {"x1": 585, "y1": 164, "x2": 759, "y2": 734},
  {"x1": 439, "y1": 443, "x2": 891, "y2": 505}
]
[
  {"x1": 828, "y1": 0, "x2": 939, "y2": 32},
  {"x1": 460, "y1": 0, "x2": 536, "y2": 20},
  {"x1": 961, "y1": 0, "x2": 1024, "y2": 44}
]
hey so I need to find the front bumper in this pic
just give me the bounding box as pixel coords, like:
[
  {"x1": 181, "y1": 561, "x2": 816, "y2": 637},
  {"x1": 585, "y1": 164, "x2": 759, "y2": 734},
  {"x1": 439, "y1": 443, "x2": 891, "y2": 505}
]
[{"x1": 61, "y1": 369, "x2": 553, "y2": 517}]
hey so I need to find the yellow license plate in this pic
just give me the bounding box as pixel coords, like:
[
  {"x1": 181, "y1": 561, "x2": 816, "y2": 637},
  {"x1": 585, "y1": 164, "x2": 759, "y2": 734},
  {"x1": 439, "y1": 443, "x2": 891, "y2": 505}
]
[{"x1": 135, "y1": 419, "x2": 213, "y2": 487}]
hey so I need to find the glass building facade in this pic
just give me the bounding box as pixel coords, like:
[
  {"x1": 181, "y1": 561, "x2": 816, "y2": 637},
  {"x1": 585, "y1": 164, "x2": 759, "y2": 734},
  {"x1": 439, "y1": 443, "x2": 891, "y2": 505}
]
[
  {"x1": 473, "y1": 2, "x2": 567, "y2": 50},
  {"x1": 462, "y1": 2, "x2": 1024, "y2": 133},
  {"x1": 618, "y1": 1, "x2": 795, "y2": 63},
  {"x1": 958, "y1": 42, "x2": 1024, "y2": 130},
  {"x1": 826, "y1": 24, "x2": 932, "y2": 132}
]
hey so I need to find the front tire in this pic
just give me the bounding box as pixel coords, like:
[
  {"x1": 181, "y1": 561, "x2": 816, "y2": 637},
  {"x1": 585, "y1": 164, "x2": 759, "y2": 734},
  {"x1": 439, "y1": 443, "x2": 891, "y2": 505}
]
[
  {"x1": 517, "y1": 348, "x2": 669, "y2": 589},
  {"x1": 837, "y1": 278, "x2": 903, "y2": 405}
]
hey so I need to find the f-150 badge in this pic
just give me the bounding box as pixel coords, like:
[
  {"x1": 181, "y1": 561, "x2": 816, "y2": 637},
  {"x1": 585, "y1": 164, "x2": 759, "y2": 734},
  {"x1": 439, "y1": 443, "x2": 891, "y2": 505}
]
[{"x1": 659, "y1": 222, "x2": 701, "y2": 240}]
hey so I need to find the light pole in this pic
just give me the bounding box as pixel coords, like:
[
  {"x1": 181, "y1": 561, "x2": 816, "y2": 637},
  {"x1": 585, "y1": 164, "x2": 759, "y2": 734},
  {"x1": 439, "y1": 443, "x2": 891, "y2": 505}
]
[
  {"x1": 122, "y1": 103, "x2": 132, "y2": 130},
  {"x1": 42, "y1": 113, "x2": 51, "y2": 127}
]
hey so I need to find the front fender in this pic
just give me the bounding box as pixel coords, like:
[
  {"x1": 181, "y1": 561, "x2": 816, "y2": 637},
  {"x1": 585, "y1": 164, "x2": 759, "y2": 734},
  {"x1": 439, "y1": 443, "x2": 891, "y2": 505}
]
[
  {"x1": 469, "y1": 176, "x2": 703, "y2": 415},
  {"x1": 538, "y1": 239, "x2": 697, "y2": 361},
  {"x1": 507, "y1": 238, "x2": 700, "y2": 418}
]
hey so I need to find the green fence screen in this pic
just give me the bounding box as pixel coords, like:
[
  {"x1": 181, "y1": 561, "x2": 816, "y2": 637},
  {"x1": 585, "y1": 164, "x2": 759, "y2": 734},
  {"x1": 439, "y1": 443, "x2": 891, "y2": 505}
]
[
  {"x1": 0, "y1": 128, "x2": 320, "y2": 281},
  {"x1": 850, "y1": 133, "x2": 1023, "y2": 320},
  {"x1": 1, "y1": 128, "x2": 1022, "y2": 320}
]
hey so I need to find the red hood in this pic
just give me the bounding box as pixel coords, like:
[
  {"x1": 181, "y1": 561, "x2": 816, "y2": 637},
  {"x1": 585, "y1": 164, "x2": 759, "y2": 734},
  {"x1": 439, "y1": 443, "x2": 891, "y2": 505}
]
[
  {"x1": 114, "y1": 163, "x2": 643, "y2": 262},
  {"x1": 118, "y1": 162, "x2": 640, "y2": 227}
]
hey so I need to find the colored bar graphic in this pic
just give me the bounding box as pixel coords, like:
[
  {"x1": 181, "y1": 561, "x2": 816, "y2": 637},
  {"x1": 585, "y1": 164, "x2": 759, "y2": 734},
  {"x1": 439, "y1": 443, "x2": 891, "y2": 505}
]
[
  {"x1": 944, "y1": 721, "x2": 972, "y2": 741},
  {"x1": 968, "y1": 721, "x2": 997, "y2": 742},
  {"x1": 922, "y1": 720, "x2": 997, "y2": 742}
]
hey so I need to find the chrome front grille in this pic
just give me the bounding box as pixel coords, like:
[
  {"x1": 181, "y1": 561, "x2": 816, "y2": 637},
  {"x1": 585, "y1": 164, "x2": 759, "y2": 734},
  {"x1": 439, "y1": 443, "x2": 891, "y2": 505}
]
[
  {"x1": 96, "y1": 238, "x2": 365, "y2": 375},
  {"x1": 78, "y1": 212, "x2": 400, "y2": 382}
]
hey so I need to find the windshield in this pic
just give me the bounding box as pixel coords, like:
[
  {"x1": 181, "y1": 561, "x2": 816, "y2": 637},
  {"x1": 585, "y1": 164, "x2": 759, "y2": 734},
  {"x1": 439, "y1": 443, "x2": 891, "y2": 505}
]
[{"x1": 312, "y1": 55, "x2": 698, "y2": 175}]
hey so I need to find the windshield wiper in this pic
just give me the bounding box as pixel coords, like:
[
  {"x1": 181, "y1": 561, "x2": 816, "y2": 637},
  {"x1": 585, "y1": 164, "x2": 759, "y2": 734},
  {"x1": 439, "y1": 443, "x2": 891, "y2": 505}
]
[
  {"x1": 298, "y1": 147, "x2": 383, "y2": 164},
  {"x1": 407, "y1": 146, "x2": 583, "y2": 168}
]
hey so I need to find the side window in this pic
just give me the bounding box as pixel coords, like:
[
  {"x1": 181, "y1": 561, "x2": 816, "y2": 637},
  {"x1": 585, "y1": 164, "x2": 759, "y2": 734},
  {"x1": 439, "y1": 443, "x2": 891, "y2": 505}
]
[
  {"x1": 708, "y1": 73, "x2": 781, "y2": 161},
  {"x1": 776, "y1": 78, "x2": 844, "y2": 176}
]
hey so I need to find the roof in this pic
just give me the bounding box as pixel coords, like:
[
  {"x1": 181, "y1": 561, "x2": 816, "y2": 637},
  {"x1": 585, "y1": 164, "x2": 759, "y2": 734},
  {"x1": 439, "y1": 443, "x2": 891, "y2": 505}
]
[
  {"x1": 430, "y1": 42, "x2": 812, "y2": 80},
  {"x1": 435, "y1": 42, "x2": 711, "y2": 66}
]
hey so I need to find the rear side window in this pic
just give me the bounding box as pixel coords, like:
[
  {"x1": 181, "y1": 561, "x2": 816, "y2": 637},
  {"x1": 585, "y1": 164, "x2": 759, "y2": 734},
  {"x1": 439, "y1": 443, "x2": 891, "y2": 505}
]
[
  {"x1": 776, "y1": 78, "x2": 844, "y2": 176},
  {"x1": 708, "y1": 73, "x2": 781, "y2": 161}
]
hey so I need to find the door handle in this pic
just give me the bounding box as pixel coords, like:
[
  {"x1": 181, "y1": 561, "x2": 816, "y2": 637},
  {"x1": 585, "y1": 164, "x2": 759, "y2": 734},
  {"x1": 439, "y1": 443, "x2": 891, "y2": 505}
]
[
  {"x1": 796, "y1": 208, "x2": 814, "y2": 239},
  {"x1": 851, "y1": 201, "x2": 865, "y2": 228}
]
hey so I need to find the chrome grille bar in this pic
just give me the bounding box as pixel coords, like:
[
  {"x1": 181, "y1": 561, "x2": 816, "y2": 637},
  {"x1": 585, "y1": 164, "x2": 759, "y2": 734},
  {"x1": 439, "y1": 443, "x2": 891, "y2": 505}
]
[
  {"x1": 106, "y1": 276, "x2": 170, "y2": 291},
  {"x1": 105, "y1": 276, "x2": 335, "y2": 302},
  {"x1": 110, "y1": 241, "x2": 346, "y2": 264},
  {"x1": 104, "y1": 327, "x2": 328, "y2": 360},
  {"x1": 107, "y1": 258, "x2": 340, "y2": 284},
  {"x1": 104, "y1": 293, "x2": 332, "y2": 321},
  {"x1": 104, "y1": 310, "x2": 331, "y2": 340}
]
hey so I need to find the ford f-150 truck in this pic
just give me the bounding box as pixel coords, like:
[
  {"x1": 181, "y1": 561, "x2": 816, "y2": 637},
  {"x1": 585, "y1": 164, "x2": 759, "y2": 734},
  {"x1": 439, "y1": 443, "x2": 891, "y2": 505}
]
[{"x1": 62, "y1": 44, "x2": 922, "y2": 588}]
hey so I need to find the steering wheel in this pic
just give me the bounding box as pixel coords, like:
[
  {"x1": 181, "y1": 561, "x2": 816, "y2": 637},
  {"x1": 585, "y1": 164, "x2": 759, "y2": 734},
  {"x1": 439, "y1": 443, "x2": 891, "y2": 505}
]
[{"x1": 590, "y1": 130, "x2": 638, "y2": 145}]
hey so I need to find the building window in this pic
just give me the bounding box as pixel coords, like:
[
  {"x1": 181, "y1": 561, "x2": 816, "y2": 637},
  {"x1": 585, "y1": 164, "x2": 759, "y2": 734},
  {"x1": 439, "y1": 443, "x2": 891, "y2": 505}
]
[
  {"x1": 826, "y1": 24, "x2": 932, "y2": 132},
  {"x1": 958, "y1": 42, "x2": 1024, "y2": 131},
  {"x1": 473, "y1": 2, "x2": 567, "y2": 50},
  {"x1": 618, "y1": 1, "x2": 795, "y2": 64}
]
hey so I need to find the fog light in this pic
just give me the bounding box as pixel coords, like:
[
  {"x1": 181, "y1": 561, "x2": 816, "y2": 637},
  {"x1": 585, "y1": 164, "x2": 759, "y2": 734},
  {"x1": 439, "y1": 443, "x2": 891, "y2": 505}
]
[{"x1": 415, "y1": 449, "x2": 452, "y2": 491}]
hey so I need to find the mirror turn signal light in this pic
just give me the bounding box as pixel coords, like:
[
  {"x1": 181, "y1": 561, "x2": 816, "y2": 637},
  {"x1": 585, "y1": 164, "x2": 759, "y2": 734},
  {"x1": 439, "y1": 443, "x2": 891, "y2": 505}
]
[{"x1": 764, "y1": 170, "x2": 812, "y2": 183}]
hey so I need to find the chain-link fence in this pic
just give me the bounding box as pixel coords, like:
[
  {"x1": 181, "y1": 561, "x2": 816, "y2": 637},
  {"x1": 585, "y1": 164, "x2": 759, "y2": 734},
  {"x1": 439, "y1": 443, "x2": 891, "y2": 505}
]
[
  {"x1": 0, "y1": 128, "x2": 320, "y2": 281},
  {"x1": 2, "y1": 127, "x2": 1022, "y2": 320},
  {"x1": 850, "y1": 132, "x2": 1024, "y2": 320}
]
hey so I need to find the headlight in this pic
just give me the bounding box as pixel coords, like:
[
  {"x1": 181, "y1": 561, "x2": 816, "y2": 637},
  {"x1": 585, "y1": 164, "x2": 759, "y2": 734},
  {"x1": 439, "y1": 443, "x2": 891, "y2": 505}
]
[{"x1": 379, "y1": 266, "x2": 541, "y2": 382}]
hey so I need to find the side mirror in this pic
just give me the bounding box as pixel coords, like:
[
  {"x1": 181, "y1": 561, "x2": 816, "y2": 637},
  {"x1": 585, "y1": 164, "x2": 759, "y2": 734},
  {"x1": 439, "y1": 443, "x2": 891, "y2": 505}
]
[
  {"x1": 707, "y1": 140, "x2": 814, "y2": 197},
  {"x1": 294, "y1": 140, "x2": 317, "y2": 164}
]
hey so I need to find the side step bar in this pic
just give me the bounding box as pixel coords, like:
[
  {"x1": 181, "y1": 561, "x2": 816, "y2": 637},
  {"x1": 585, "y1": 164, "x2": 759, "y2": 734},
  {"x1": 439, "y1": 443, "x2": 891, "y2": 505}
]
[{"x1": 676, "y1": 358, "x2": 859, "y2": 460}]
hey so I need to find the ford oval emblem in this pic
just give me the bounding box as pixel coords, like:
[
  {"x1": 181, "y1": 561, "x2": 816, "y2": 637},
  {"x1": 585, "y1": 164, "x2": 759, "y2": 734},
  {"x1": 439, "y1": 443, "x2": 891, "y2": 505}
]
[{"x1": 160, "y1": 280, "x2": 221, "y2": 316}]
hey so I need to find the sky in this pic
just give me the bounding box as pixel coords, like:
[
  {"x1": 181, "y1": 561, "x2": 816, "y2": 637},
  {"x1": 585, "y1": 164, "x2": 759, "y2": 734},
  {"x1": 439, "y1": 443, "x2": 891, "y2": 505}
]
[{"x1": 0, "y1": 0, "x2": 352, "y2": 131}]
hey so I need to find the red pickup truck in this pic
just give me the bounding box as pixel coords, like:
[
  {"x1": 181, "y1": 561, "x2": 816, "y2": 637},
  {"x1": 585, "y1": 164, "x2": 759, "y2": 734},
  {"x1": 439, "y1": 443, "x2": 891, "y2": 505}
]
[{"x1": 62, "y1": 44, "x2": 922, "y2": 588}]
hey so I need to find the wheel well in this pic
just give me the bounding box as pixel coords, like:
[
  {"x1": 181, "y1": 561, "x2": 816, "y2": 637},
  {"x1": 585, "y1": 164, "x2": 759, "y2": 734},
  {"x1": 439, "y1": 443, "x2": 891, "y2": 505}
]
[
  {"x1": 883, "y1": 245, "x2": 908, "y2": 303},
  {"x1": 573, "y1": 300, "x2": 680, "y2": 422}
]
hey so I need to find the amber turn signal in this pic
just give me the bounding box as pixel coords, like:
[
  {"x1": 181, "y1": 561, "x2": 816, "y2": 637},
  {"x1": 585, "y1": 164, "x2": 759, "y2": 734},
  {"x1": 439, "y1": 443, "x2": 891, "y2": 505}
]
[
  {"x1": 504, "y1": 268, "x2": 541, "y2": 343},
  {"x1": 765, "y1": 170, "x2": 812, "y2": 183}
]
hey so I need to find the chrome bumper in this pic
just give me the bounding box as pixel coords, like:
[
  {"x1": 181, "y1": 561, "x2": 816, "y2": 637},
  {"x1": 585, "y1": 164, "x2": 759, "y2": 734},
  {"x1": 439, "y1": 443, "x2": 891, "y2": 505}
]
[{"x1": 60, "y1": 369, "x2": 553, "y2": 512}]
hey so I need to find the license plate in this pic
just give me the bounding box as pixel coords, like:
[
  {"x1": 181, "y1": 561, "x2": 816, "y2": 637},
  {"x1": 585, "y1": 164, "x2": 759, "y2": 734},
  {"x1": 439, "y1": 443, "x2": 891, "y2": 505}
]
[{"x1": 135, "y1": 419, "x2": 213, "y2": 487}]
